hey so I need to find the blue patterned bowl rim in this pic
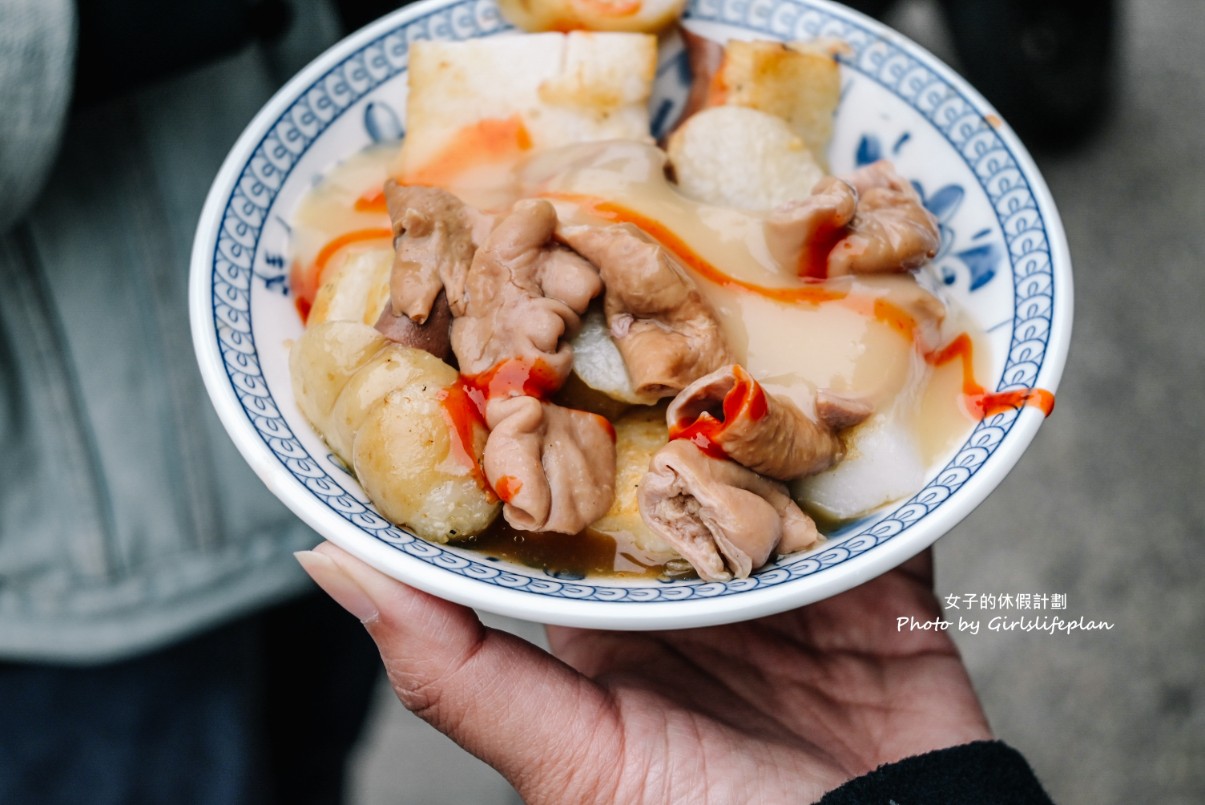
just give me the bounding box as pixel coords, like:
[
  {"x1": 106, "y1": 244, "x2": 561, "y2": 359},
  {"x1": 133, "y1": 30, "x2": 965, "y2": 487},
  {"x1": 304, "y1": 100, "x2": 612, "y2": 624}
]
[{"x1": 190, "y1": 0, "x2": 1072, "y2": 629}]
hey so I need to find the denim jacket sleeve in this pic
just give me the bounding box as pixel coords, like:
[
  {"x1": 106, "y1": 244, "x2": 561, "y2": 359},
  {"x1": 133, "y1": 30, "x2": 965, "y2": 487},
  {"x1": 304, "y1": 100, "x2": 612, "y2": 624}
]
[
  {"x1": 0, "y1": 0, "x2": 76, "y2": 232},
  {"x1": 0, "y1": 0, "x2": 343, "y2": 663}
]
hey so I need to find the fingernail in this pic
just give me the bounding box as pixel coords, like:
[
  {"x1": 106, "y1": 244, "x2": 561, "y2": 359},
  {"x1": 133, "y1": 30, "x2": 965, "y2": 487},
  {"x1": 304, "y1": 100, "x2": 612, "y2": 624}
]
[{"x1": 295, "y1": 550, "x2": 380, "y2": 624}]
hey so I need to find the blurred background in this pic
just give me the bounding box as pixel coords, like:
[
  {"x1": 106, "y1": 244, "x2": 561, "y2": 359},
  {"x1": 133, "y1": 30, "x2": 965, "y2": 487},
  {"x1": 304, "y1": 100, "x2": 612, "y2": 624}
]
[{"x1": 336, "y1": 1, "x2": 1204, "y2": 802}]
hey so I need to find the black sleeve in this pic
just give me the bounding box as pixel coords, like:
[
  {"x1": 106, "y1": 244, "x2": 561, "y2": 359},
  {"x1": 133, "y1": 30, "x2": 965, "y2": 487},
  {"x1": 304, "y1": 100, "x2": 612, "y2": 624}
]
[{"x1": 817, "y1": 741, "x2": 1056, "y2": 805}]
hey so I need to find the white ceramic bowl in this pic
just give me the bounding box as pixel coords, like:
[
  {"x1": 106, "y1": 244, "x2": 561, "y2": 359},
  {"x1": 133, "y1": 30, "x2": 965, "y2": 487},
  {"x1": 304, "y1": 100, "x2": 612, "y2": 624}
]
[{"x1": 190, "y1": 0, "x2": 1072, "y2": 629}]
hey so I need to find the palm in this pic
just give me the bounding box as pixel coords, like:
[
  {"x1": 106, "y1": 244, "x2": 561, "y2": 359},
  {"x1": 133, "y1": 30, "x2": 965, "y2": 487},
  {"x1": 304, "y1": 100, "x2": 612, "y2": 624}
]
[
  {"x1": 541, "y1": 553, "x2": 991, "y2": 803},
  {"x1": 303, "y1": 545, "x2": 992, "y2": 804}
]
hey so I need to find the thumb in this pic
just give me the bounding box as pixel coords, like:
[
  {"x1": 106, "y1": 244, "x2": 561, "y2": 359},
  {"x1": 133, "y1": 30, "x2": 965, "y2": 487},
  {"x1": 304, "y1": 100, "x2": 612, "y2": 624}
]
[{"x1": 296, "y1": 542, "x2": 621, "y2": 802}]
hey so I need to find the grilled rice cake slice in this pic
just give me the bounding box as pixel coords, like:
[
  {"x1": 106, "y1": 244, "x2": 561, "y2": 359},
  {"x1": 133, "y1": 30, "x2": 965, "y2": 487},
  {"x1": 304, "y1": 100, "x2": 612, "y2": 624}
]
[
  {"x1": 395, "y1": 32, "x2": 657, "y2": 186},
  {"x1": 714, "y1": 39, "x2": 841, "y2": 169}
]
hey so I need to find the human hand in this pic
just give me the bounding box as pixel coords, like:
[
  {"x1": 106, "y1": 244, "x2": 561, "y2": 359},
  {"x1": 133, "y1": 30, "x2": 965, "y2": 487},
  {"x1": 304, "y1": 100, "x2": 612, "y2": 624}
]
[{"x1": 297, "y1": 544, "x2": 992, "y2": 803}]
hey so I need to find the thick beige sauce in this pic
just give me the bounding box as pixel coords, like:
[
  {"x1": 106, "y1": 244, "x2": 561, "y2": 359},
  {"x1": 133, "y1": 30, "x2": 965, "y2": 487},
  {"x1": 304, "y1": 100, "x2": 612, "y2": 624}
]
[
  {"x1": 291, "y1": 145, "x2": 395, "y2": 263},
  {"x1": 517, "y1": 140, "x2": 983, "y2": 468},
  {"x1": 291, "y1": 139, "x2": 989, "y2": 572}
]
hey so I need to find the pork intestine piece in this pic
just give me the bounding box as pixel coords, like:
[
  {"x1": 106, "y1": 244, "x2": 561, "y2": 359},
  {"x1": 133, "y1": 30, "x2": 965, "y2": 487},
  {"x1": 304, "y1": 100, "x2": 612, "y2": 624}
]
[
  {"x1": 374, "y1": 288, "x2": 454, "y2": 360},
  {"x1": 483, "y1": 396, "x2": 616, "y2": 535},
  {"x1": 832, "y1": 160, "x2": 941, "y2": 275},
  {"x1": 766, "y1": 160, "x2": 940, "y2": 278},
  {"x1": 666, "y1": 365, "x2": 871, "y2": 481},
  {"x1": 452, "y1": 199, "x2": 601, "y2": 386},
  {"x1": 559, "y1": 222, "x2": 733, "y2": 399},
  {"x1": 384, "y1": 181, "x2": 494, "y2": 322},
  {"x1": 638, "y1": 440, "x2": 820, "y2": 581}
]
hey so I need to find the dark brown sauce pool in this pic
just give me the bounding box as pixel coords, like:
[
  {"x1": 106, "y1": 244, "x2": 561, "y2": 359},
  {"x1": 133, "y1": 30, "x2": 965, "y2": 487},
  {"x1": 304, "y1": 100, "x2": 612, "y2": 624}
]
[{"x1": 464, "y1": 521, "x2": 671, "y2": 581}]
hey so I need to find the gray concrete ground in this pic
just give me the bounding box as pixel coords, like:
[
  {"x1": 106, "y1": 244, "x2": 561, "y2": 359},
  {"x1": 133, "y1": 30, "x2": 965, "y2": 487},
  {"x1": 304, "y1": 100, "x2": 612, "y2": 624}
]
[{"x1": 347, "y1": 1, "x2": 1205, "y2": 802}]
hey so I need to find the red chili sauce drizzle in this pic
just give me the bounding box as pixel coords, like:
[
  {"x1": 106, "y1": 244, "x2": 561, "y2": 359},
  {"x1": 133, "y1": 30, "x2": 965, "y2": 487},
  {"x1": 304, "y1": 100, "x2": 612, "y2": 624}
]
[
  {"x1": 435, "y1": 356, "x2": 617, "y2": 499},
  {"x1": 435, "y1": 358, "x2": 563, "y2": 497},
  {"x1": 295, "y1": 182, "x2": 1052, "y2": 577},
  {"x1": 797, "y1": 214, "x2": 849, "y2": 280},
  {"x1": 668, "y1": 366, "x2": 767, "y2": 459},
  {"x1": 927, "y1": 333, "x2": 1055, "y2": 419},
  {"x1": 354, "y1": 187, "x2": 389, "y2": 213},
  {"x1": 555, "y1": 197, "x2": 922, "y2": 341},
  {"x1": 464, "y1": 356, "x2": 564, "y2": 402},
  {"x1": 493, "y1": 475, "x2": 522, "y2": 503},
  {"x1": 290, "y1": 227, "x2": 393, "y2": 323},
  {"x1": 436, "y1": 356, "x2": 637, "y2": 575},
  {"x1": 433, "y1": 381, "x2": 493, "y2": 497},
  {"x1": 568, "y1": 197, "x2": 1053, "y2": 422}
]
